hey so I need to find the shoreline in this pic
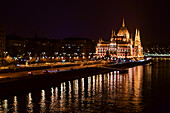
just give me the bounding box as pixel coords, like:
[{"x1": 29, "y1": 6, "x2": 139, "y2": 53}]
[{"x1": 0, "y1": 60, "x2": 152, "y2": 97}]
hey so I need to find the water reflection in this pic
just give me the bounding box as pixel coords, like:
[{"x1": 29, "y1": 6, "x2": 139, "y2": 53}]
[
  {"x1": 40, "y1": 90, "x2": 46, "y2": 112},
  {"x1": 49, "y1": 88, "x2": 55, "y2": 112},
  {"x1": 27, "y1": 93, "x2": 33, "y2": 112},
  {"x1": 4, "y1": 100, "x2": 8, "y2": 113},
  {"x1": 1, "y1": 62, "x2": 169, "y2": 112},
  {"x1": 13, "y1": 96, "x2": 18, "y2": 113}
]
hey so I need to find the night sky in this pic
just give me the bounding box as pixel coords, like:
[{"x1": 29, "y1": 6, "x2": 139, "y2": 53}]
[{"x1": 0, "y1": 0, "x2": 169, "y2": 45}]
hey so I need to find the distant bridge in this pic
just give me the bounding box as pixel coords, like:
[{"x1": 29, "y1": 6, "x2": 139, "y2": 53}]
[{"x1": 144, "y1": 53, "x2": 170, "y2": 57}]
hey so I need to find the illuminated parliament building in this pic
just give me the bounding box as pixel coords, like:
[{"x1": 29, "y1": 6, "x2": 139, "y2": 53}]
[{"x1": 96, "y1": 18, "x2": 144, "y2": 59}]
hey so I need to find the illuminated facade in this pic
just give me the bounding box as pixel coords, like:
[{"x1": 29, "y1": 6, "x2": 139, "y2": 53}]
[
  {"x1": 6, "y1": 35, "x2": 96, "y2": 61},
  {"x1": 96, "y1": 18, "x2": 144, "y2": 59}
]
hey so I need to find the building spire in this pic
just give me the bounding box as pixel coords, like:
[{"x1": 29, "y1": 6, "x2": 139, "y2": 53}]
[
  {"x1": 135, "y1": 28, "x2": 138, "y2": 37},
  {"x1": 135, "y1": 29, "x2": 141, "y2": 47},
  {"x1": 111, "y1": 30, "x2": 116, "y2": 42},
  {"x1": 111, "y1": 30, "x2": 114, "y2": 38},
  {"x1": 99, "y1": 37, "x2": 103, "y2": 43},
  {"x1": 122, "y1": 17, "x2": 125, "y2": 27}
]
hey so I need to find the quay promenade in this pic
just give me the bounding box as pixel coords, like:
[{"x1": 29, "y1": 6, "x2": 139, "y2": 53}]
[
  {"x1": 0, "y1": 60, "x2": 151, "y2": 80},
  {"x1": 0, "y1": 60, "x2": 152, "y2": 96}
]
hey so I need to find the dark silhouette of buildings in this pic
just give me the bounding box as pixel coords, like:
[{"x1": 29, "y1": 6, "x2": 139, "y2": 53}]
[
  {"x1": 5, "y1": 34, "x2": 96, "y2": 62},
  {"x1": 0, "y1": 25, "x2": 6, "y2": 58}
]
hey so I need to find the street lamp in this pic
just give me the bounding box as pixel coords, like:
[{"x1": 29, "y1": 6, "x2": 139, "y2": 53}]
[
  {"x1": 3, "y1": 51, "x2": 8, "y2": 58},
  {"x1": 42, "y1": 52, "x2": 46, "y2": 58},
  {"x1": 27, "y1": 52, "x2": 31, "y2": 56}
]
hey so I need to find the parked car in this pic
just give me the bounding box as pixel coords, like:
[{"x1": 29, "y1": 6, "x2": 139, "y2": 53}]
[
  {"x1": 42, "y1": 70, "x2": 49, "y2": 74},
  {"x1": 27, "y1": 72, "x2": 33, "y2": 75}
]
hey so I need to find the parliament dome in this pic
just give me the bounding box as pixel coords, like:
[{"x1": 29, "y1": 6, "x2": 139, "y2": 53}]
[{"x1": 117, "y1": 18, "x2": 130, "y2": 39}]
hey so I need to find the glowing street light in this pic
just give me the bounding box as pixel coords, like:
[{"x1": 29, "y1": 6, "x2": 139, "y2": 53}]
[{"x1": 3, "y1": 51, "x2": 8, "y2": 58}]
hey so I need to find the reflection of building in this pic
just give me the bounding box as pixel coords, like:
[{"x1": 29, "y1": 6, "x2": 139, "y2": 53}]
[
  {"x1": 96, "y1": 18, "x2": 144, "y2": 59},
  {"x1": 0, "y1": 25, "x2": 6, "y2": 58}
]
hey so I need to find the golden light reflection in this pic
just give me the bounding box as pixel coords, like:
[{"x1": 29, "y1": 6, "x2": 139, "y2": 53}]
[
  {"x1": 60, "y1": 82, "x2": 66, "y2": 111},
  {"x1": 99, "y1": 74, "x2": 102, "y2": 92},
  {"x1": 107, "y1": 73, "x2": 110, "y2": 91},
  {"x1": 93, "y1": 75, "x2": 96, "y2": 96},
  {"x1": 55, "y1": 87, "x2": 58, "y2": 99},
  {"x1": 73, "y1": 79, "x2": 79, "y2": 107},
  {"x1": 0, "y1": 63, "x2": 152, "y2": 112},
  {"x1": 40, "y1": 90, "x2": 46, "y2": 112},
  {"x1": 104, "y1": 73, "x2": 108, "y2": 93},
  {"x1": 13, "y1": 96, "x2": 18, "y2": 113},
  {"x1": 110, "y1": 72, "x2": 114, "y2": 97},
  {"x1": 96, "y1": 75, "x2": 99, "y2": 93},
  {"x1": 155, "y1": 63, "x2": 159, "y2": 85},
  {"x1": 73, "y1": 79, "x2": 78, "y2": 97},
  {"x1": 81, "y1": 78, "x2": 85, "y2": 99},
  {"x1": 145, "y1": 64, "x2": 152, "y2": 88},
  {"x1": 50, "y1": 87, "x2": 55, "y2": 112},
  {"x1": 114, "y1": 71, "x2": 117, "y2": 95},
  {"x1": 3, "y1": 99, "x2": 8, "y2": 113},
  {"x1": 129, "y1": 68, "x2": 132, "y2": 83},
  {"x1": 88, "y1": 76, "x2": 91, "y2": 97},
  {"x1": 68, "y1": 81, "x2": 72, "y2": 100},
  {"x1": 27, "y1": 93, "x2": 33, "y2": 113},
  {"x1": 61, "y1": 82, "x2": 64, "y2": 100}
]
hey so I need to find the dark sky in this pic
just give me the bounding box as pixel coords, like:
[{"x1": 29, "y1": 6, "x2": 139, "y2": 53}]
[{"x1": 0, "y1": 0, "x2": 169, "y2": 45}]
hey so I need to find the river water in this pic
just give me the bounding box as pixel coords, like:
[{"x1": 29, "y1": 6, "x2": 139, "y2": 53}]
[{"x1": 0, "y1": 61, "x2": 170, "y2": 113}]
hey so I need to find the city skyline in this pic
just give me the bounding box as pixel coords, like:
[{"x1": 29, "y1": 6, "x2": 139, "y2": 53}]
[
  {"x1": 0, "y1": 0, "x2": 169, "y2": 46},
  {"x1": 0, "y1": 1, "x2": 170, "y2": 112}
]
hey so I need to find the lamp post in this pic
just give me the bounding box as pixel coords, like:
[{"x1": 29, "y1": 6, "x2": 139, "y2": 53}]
[
  {"x1": 42, "y1": 52, "x2": 46, "y2": 59},
  {"x1": 3, "y1": 51, "x2": 8, "y2": 58}
]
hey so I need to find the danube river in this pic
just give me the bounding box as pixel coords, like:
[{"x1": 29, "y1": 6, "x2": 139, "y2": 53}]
[{"x1": 0, "y1": 61, "x2": 170, "y2": 112}]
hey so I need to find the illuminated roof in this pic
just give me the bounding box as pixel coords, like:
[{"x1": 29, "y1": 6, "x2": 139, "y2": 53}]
[
  {"x1": 117, "y1": 18, "x2": 130, "y2": 39},
  {"x1": 100, "y1": 41, "x2": 110, "y2": 44}
]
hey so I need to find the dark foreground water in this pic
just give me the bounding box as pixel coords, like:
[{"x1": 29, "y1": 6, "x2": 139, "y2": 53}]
[{"x1": 0, "y1": 61, "x2": 170, "y2": 113}]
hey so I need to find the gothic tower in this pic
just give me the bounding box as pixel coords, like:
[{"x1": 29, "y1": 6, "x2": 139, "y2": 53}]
[
  {"x1": 134, "y1": 29, "x2": 143, "y2": 58},
  {"x1": 110, "y1": 30, "x2": 115, "y2": 42},
  {"x1": 122, "y1": 17, "x2": 125, "y2": 27},
  {"x1": 99, "y1": 37, "x2": 103, "y2": 43},
  {"x1": 135, "y1": 29, "x2": 141, "y2": 46}
]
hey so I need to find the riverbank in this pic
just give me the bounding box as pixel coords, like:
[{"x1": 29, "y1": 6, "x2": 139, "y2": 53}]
[
  {"x1": 105, "y1": 60, "x2": 152, "y2": 68},
  {"x1": 0, "y1": 67, "x2": 113, "y2": 97},
  {"x1": 0, "y1": 61, "x2": 102, "y2": 73},
  {"x1": 0, "y1": 60, "x2": 152, "y2": 97},
  {"x1": 0, "y1": 63, "x2": 80, "y2": 73}
]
